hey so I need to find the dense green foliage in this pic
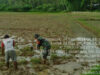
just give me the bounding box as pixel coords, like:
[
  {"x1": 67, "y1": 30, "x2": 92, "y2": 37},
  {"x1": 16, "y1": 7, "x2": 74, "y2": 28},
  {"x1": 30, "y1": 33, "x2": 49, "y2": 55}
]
[{"x1": 0, "y1": 0, "x2": 100, "y2": 12}]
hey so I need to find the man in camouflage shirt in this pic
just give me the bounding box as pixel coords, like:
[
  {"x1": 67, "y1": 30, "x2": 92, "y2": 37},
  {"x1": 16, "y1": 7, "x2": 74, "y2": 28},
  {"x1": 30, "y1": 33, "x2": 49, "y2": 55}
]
[{"x1": 34, "y1": 34, "x2": 51, "y2": 64}]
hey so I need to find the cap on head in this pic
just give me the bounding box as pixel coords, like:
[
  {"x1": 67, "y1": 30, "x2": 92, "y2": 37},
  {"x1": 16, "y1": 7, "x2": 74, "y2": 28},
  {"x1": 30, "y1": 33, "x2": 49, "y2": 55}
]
[
  {"x1": 4, "y1": 34, "x2": 9, "y2": 39},
  {"x1": 34, "y1": 34, "x2": 40, "y2": 39}
]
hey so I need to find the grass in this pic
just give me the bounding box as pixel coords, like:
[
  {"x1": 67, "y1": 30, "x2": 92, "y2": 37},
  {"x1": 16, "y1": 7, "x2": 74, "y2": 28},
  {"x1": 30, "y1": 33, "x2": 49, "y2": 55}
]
[
  {"x1": 71, "y1": 12, "x2": 100, "y2": 37},
  {"x1": 78, "y1": 19, "x2": 100, "y2": 37},
  {"x1": 82, "y1": 64, "x2": 100, "y2": 75}
]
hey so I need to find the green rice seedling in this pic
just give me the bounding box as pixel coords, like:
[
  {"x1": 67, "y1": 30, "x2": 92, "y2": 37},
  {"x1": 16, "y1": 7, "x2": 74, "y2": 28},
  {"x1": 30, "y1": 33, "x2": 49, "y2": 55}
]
[
  {"x1": 20, "y1": 46, "x2": 34, "y2": 56},
  {"x1": 18, "y1": 59, "x2": 28, "y2": 65},
  {"x1": 30, "y1": 58, "x2": 41, "y2": 64},
  {"x1": 51, "y1": 53, "x2": 58, "y2": 59},
  {"x1": 51, "y1": 44, "x2": 61, "y2": 53},
  {"x1": 0, "y1": 62, "x2": 5, "y2": 67}
]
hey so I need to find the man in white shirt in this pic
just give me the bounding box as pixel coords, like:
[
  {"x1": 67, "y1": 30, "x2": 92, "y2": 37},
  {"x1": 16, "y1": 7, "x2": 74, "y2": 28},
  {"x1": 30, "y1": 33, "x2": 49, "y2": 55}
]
[{"x1": 1, "y1": 35, "x2": 18, "y2": 70}]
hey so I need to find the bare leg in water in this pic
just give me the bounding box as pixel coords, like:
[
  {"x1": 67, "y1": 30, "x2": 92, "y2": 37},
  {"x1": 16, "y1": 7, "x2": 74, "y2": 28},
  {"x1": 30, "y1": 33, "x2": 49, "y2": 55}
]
[
  {"x1": 14, "y1": 61, "x2": 18, "y2": 70},
  {"x1": 6, "y1": 62, "x2": 9, "y2": 69}
]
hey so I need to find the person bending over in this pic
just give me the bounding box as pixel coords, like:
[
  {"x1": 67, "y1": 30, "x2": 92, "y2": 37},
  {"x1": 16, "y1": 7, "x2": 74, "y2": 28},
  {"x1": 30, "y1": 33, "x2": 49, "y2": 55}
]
[
  {"x1": 1, "y1": 35, "x2": 18, "y2": 70},
  {"x1": 34, "y1": 34, "x2": 51, "y2": 64}
]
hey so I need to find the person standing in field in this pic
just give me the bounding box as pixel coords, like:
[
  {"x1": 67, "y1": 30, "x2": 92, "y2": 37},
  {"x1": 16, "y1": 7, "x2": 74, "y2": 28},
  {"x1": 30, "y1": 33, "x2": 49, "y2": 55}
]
[
  {"x1": 1, "y1": 35, "x2": 18, "y2": 70},
  {"x1": 34, "y1": 34, "x2": 51, "y2": 64}
]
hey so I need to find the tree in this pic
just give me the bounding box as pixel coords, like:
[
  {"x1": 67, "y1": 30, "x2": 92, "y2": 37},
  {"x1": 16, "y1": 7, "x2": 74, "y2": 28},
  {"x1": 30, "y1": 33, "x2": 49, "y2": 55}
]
[{"x1": 0, "y1": 0, "x2": 100, "y2": 12}]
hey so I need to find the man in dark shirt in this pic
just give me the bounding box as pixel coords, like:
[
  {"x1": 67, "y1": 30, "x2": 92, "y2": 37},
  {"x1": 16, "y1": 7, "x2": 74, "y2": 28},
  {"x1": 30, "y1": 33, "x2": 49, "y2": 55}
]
[{"x1": 34, "y1": 34, "x2": 51, "y2": 64}]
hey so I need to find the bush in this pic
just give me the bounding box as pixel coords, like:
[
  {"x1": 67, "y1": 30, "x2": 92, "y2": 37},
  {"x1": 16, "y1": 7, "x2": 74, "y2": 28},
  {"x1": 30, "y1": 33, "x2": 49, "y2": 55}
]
[
  {"x1": 4, "y1": 5, "x2": 32, "y2": 12},
  {"x1": 5, "y1": 6, "x2": 22, "y2": 12},
  {"x1": 36, "y1": 4, "x2": 56, "y2": 12},
  {"x1": 48, "y1": 7, "x2": 56, "y2": 12},
  {"x1": 22, "y1": 5, "x2": 32, "y2": 12},
  {"x1": 0, "y1": 4, "x2": 6, "y2": 11}
]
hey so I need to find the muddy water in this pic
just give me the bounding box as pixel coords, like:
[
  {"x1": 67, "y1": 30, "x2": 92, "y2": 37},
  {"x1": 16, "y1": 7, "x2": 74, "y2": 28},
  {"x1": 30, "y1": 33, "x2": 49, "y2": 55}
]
[
  {"x1": 15, "y1": 37, "x2": 100, "y2": 74},
  {"x1": 19, "y1": 37, "x2": 100, "y2": 74},
  {"x1": 72, "y1": 37, "x2": 100, "y2": 72},
  {"x1": 0, "y1": 36, "x2": 100, "y2": 75},
  {"x1": 47, "y1": 37, "x2": 100, "y2": 74}
]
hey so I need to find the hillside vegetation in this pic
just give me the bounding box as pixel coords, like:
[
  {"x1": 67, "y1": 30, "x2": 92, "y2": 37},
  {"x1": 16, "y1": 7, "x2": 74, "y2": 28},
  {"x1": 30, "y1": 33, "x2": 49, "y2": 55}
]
[{"x1": 0, "y1": 0, "x2": 100, "y2": 12}]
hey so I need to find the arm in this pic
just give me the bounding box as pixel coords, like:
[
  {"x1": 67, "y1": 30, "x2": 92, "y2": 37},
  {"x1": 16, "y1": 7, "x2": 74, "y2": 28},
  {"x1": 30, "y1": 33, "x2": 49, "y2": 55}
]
[
  {"x1": 1, "y1": 42, "x2": 4, "y2": 56},
  {"x1": 13, "y1": 40, "x2": 15, "y2": 47},
  {"x1": 36, "y1": 40, "x2": 41, "y2": 50},
  {"x1": 37, "y1": 44, "x2": 41, "y2": 50}
]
